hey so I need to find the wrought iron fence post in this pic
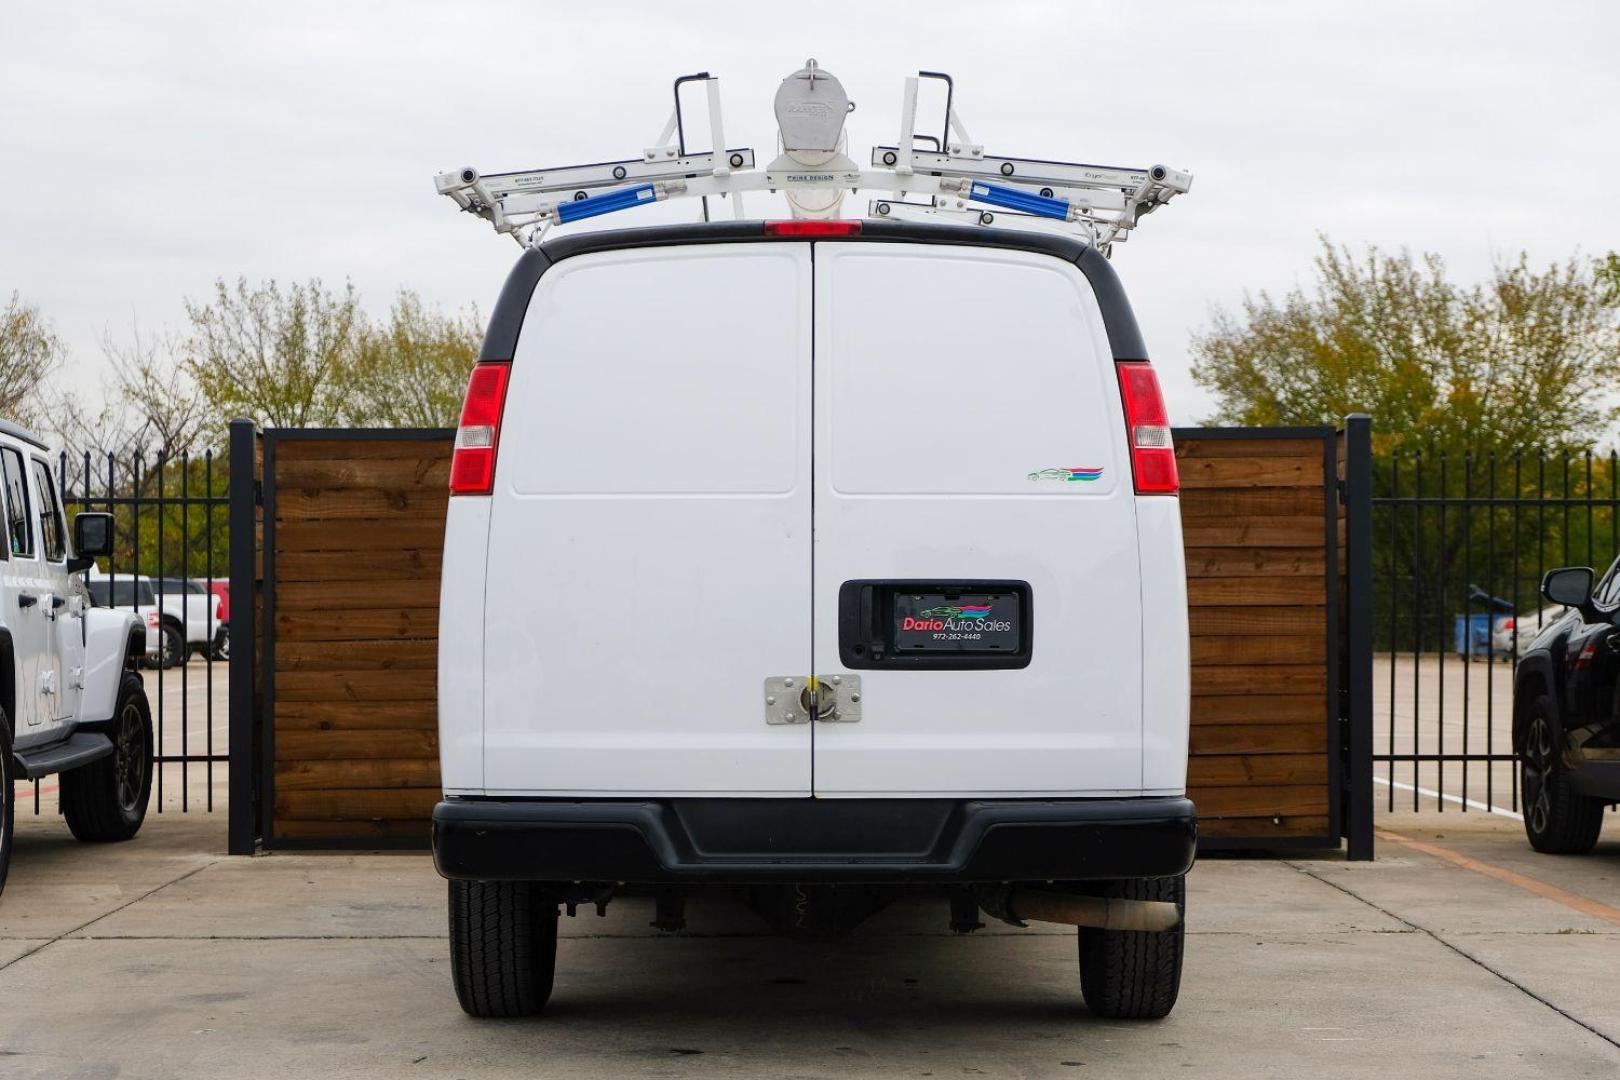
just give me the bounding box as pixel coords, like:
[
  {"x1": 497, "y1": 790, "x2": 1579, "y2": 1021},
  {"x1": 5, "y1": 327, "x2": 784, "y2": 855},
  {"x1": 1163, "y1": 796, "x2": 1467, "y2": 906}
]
[
  {"x1": 228, "y1": 418, "x2": 260, "y2": 855},
  {"x1": 1343, "y1": 414, "x2": 1375, "y2": 860}
]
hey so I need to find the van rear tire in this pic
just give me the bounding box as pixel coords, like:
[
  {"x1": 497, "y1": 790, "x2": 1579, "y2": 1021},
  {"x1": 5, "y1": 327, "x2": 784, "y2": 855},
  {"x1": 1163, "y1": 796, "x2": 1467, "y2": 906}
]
[
  {"x1": 448, "y1": 880, "x2": 558, "y2": 1018},
  {"x1": 1077, "y1": 875, "x2": 1185, "y2": 1020}
]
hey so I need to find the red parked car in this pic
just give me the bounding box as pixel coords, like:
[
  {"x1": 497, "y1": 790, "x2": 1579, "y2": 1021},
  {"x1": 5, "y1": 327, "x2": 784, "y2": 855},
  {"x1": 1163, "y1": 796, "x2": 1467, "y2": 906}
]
[{"x1": 199, "y1": 578, "x2": 229, "y2": 659}]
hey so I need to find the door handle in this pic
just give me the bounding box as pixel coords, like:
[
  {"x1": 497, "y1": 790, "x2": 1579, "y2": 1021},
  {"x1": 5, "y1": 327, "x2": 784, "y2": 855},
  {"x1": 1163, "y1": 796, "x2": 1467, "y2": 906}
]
[
  {"x1": 17, "y1": 592, "x2": 37, "y2": 609},
  {"x1": 50, "y1": 595, "x2": 65, "y2": 610}
]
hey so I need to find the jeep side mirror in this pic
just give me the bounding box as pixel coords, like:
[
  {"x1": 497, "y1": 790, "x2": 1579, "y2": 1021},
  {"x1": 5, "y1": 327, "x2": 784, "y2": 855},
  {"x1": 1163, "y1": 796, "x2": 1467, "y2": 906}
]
[
  {"x1": 1542, "y1": 566, "x2": 1594, "y2": 609},
  {"x1": 70, "y1": 512, "x2": 114, "y2": 573}
]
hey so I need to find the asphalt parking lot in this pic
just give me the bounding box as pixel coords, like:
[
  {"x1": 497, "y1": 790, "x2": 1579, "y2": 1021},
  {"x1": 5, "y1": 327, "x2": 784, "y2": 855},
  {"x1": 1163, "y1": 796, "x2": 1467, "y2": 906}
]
[
  {"x1": 1374, "y1": 652, "x2": 1522, "y2": 817},
  {"x1": 0, "y1": 811, "x2": 1616, "y2": 1078}
]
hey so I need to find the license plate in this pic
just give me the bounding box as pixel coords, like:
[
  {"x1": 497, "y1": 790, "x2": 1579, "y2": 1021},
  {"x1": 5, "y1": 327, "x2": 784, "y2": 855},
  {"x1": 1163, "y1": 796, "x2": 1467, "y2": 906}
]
[{"x1": 891, "y1": 592, "x2": 1022, "y2": 653}]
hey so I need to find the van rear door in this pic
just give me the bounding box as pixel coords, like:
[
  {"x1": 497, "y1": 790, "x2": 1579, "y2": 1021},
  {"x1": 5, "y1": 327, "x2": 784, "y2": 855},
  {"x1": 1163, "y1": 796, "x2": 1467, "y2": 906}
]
[
  {"x1": 811, "y1": 243, "x2": 1143, "y2": 796},
  {"x1": 481, "y1": 244, "x2": 813, "y2": 795}
]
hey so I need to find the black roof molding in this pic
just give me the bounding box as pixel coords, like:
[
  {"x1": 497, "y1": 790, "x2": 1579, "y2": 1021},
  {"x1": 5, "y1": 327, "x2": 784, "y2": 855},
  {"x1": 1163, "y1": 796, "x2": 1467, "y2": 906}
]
[
  {"x1": 478, "y1": 246, "x2": 553, "y2": 362},
  {"x1": 478, "y1": 221, "x2": 1147, "y2": 363},
  {"x1": 1074, "y1": 246, "x2": 1147, "y2": 360}
]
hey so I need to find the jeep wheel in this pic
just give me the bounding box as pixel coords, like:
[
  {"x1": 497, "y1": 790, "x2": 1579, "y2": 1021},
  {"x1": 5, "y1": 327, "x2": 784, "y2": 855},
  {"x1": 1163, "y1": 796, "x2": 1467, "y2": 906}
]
[
  {"x1": 1522, "y1": 695, "x2": 1604, "y2": 854},
  {"x1": 448, "y1": 880, "x2": 558, "y2": 1018},
  {"x1": 1077, "y1": 875, "x2": 1185, "y2": 1020},
  {"x1": 212, "y1": 625, "x2": 230, "y2": 661},
  {"x1": 0, "y1": 713, "x2": 14, "y2": 896},
  {"x1": 62, "y1": 673, "x2": 154, "y2": 842}
]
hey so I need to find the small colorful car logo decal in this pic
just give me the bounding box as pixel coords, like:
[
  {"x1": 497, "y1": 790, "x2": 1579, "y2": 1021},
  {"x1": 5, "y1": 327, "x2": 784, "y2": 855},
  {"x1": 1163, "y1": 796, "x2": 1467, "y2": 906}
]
[
  {"x1": 1027, "y1": 467, "x2": 1104, "y2": 482},
  {"x1": 919, "y1": 604, "x2": 994, "y2": 620}
]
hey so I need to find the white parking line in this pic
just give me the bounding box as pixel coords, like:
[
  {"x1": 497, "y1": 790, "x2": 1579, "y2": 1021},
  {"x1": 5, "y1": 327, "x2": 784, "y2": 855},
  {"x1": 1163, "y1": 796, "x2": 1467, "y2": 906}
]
[{"x1": 1373, "y1": 774, "x2": 1523, "y2": 821}]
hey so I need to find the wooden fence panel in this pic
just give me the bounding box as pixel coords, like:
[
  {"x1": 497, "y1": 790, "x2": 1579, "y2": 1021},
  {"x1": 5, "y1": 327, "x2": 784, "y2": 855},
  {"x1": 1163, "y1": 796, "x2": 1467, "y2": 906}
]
[
  {"x1": 263, "y1": 430, "x2": 452, "y2": 846},
  {"x1": 1179, "y1": 429, "x2": 1338, "y2": 843}
]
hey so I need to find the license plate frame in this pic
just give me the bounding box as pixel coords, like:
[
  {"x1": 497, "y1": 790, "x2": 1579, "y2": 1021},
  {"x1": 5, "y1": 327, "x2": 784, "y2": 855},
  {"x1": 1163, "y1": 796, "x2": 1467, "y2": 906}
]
[{"x1": 837, "y1": 579, "x2": 1033, "y2": 670}]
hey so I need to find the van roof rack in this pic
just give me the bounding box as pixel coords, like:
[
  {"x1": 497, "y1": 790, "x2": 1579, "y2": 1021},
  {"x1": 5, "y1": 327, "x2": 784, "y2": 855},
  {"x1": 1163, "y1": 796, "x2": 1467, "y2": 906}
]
[{"x1": 434, "y1": 62, "x2": 1192, "y2": 257}]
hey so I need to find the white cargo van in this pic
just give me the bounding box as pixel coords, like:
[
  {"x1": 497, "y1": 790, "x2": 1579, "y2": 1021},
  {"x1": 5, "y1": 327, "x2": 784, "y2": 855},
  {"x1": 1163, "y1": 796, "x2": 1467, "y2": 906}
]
[{"x1": 433, "y1": 219, "x2": 1194, "y2": 1019}]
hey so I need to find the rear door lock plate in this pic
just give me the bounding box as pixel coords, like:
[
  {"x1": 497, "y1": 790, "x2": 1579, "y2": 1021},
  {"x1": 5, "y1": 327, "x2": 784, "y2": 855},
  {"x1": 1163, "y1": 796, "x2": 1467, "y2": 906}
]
[{"x1": 764, "y1": 675, "x2": 861, "y2": 724}]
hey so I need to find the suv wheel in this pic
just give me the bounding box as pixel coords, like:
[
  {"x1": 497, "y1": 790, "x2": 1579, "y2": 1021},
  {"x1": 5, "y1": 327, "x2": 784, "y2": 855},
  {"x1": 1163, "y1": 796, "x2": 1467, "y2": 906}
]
[
  {"x1": 448, "y1": 880, "x2": 558, "y2": 1018},
  {"x1": 1077, "y1": 875, "x2": 1185, "y2": 1020},
  {"x1": 0, "y1": 713, "x2": 14, "y2": 896},
  {"x1": 62, "y1": 673, "x2": 154, "y2": 842},
  {"x1": 1522, "y1": 695, "x2": 1604, "y2": 854}
]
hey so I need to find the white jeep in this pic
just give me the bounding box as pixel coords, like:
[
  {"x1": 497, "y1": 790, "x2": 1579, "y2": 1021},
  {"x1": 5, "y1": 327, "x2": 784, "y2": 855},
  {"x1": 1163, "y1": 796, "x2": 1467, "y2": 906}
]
[{"x1": 0, "y1": 420, "x2": 155, "y2": 896}]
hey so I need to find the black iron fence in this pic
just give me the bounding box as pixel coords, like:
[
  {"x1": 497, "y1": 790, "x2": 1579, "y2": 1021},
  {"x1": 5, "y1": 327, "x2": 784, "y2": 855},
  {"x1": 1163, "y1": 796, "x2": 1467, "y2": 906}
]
[
  {"x1": 47, "y1": 427, "x2": 1606, "y2": 829},
  {"x1": 1372, "y1": 447, "x2": 1620, "y2": 814},
  {"x1": 17, "y1": 449, "x2": 230, "y2": 816}
]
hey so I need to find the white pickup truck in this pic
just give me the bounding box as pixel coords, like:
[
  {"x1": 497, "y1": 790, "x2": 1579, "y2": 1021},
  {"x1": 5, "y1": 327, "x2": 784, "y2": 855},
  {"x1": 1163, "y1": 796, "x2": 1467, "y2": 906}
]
[{"x1": 85, "y1": 571, "x2": 221, "y2": 668}]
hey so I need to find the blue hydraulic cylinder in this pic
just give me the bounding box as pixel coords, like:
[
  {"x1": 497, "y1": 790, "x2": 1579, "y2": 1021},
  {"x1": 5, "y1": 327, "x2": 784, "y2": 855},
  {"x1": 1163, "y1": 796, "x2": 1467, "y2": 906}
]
[
  {"x1": 556, "y1": 183, "x2": 659, "y2": 224},
  {"x1": 963, "y1": 181, "x2": 1071, "y2": 221}
]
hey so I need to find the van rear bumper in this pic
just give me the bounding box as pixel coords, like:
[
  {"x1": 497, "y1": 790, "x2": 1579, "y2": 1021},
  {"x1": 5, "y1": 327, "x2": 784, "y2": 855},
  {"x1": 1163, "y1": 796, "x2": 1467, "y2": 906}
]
[{"x1": 432, "y1": 796, "x2": 1196, "y2": 884}]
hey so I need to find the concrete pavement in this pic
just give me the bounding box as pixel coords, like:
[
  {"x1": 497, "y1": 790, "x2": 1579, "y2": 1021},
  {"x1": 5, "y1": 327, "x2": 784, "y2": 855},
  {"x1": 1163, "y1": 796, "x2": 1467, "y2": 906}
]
[{"x1": 0, "y1": 811, "x2": 1617, "y2": 1078}]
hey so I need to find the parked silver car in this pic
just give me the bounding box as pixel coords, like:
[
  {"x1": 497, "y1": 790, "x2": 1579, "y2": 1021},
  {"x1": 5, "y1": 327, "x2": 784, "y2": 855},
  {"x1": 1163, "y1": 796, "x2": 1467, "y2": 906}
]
[{"x1": 1491, "y1": 605, "x2": 1569, "y2": 657}]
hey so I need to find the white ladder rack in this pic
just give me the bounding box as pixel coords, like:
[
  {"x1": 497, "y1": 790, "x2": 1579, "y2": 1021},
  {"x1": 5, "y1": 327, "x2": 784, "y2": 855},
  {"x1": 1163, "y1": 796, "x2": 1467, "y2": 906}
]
[{"x1": 434, "y1": 63, "x2": 1192, "y2": 255}]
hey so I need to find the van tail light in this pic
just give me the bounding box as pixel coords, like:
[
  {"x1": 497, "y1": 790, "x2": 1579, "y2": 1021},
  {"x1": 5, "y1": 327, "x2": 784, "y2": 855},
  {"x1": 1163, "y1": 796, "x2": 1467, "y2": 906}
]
[
  {"x1": 1116, "y1": 361, "x2": 1179, "y2": 495},
  {"x1": 450, "y1": 361, "x2": 512, "y2": 496}
]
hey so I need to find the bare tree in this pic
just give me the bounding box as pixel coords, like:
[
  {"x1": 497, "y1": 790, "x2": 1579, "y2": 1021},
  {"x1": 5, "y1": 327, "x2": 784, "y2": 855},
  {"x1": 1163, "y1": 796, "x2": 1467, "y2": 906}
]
[
  {"x1": 104, "y1": 324, "x2": 207, "y2": 459},
  {"x1": 55, "y1": 323, "x2": 207, "y2": 462},
  {"x1": 0, "y1": 292, "x2": 64, "y2": 426}
]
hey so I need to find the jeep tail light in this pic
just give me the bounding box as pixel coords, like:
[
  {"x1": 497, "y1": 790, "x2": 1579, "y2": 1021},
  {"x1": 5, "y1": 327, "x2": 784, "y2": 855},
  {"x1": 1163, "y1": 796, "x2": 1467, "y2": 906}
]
[
  {"x1": 1116, "y1": 361, "x2": 1178, "y2": 495},
  {"x1": 450, "y1": 361, "x2": 512, "y2": 496}
]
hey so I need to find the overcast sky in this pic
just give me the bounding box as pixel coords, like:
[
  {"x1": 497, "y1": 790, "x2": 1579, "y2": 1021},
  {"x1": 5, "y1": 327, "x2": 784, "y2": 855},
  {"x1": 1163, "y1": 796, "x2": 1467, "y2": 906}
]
[{"x1": 4, "y1": 0, "x2": 1618, "y2": 426}]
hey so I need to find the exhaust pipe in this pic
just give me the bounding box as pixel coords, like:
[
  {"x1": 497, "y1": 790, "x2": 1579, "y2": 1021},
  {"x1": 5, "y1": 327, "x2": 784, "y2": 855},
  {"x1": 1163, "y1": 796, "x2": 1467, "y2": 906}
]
[{"x1": 980, "y1": 886, "x2": 1181, "y2": 932}]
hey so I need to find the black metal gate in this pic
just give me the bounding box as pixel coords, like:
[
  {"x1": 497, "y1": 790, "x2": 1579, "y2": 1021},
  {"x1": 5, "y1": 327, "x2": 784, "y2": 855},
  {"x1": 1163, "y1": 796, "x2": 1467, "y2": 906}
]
[
  {"x1": 16, "y1": 448, "x2": 230, "y2": 817},
  {"x1": 1372, "y1": 448, "x2": 1620, "y2": 815}
]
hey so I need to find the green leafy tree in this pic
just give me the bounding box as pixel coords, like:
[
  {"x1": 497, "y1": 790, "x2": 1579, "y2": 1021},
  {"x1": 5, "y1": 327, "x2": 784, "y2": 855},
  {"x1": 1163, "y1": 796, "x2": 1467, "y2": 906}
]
[
  {"x1": 184, "y1": 277, "x2": 363, "y2": 430},
  {"x1": 1193, "y1": 241, "x2": 1620, "y2": 651},
  {"x1": 1192, "y1": 239, "x2": 1620, "y2": 455},
  {"x1": 348, "y1": 290, "x2": 481, "y2": 427}
]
